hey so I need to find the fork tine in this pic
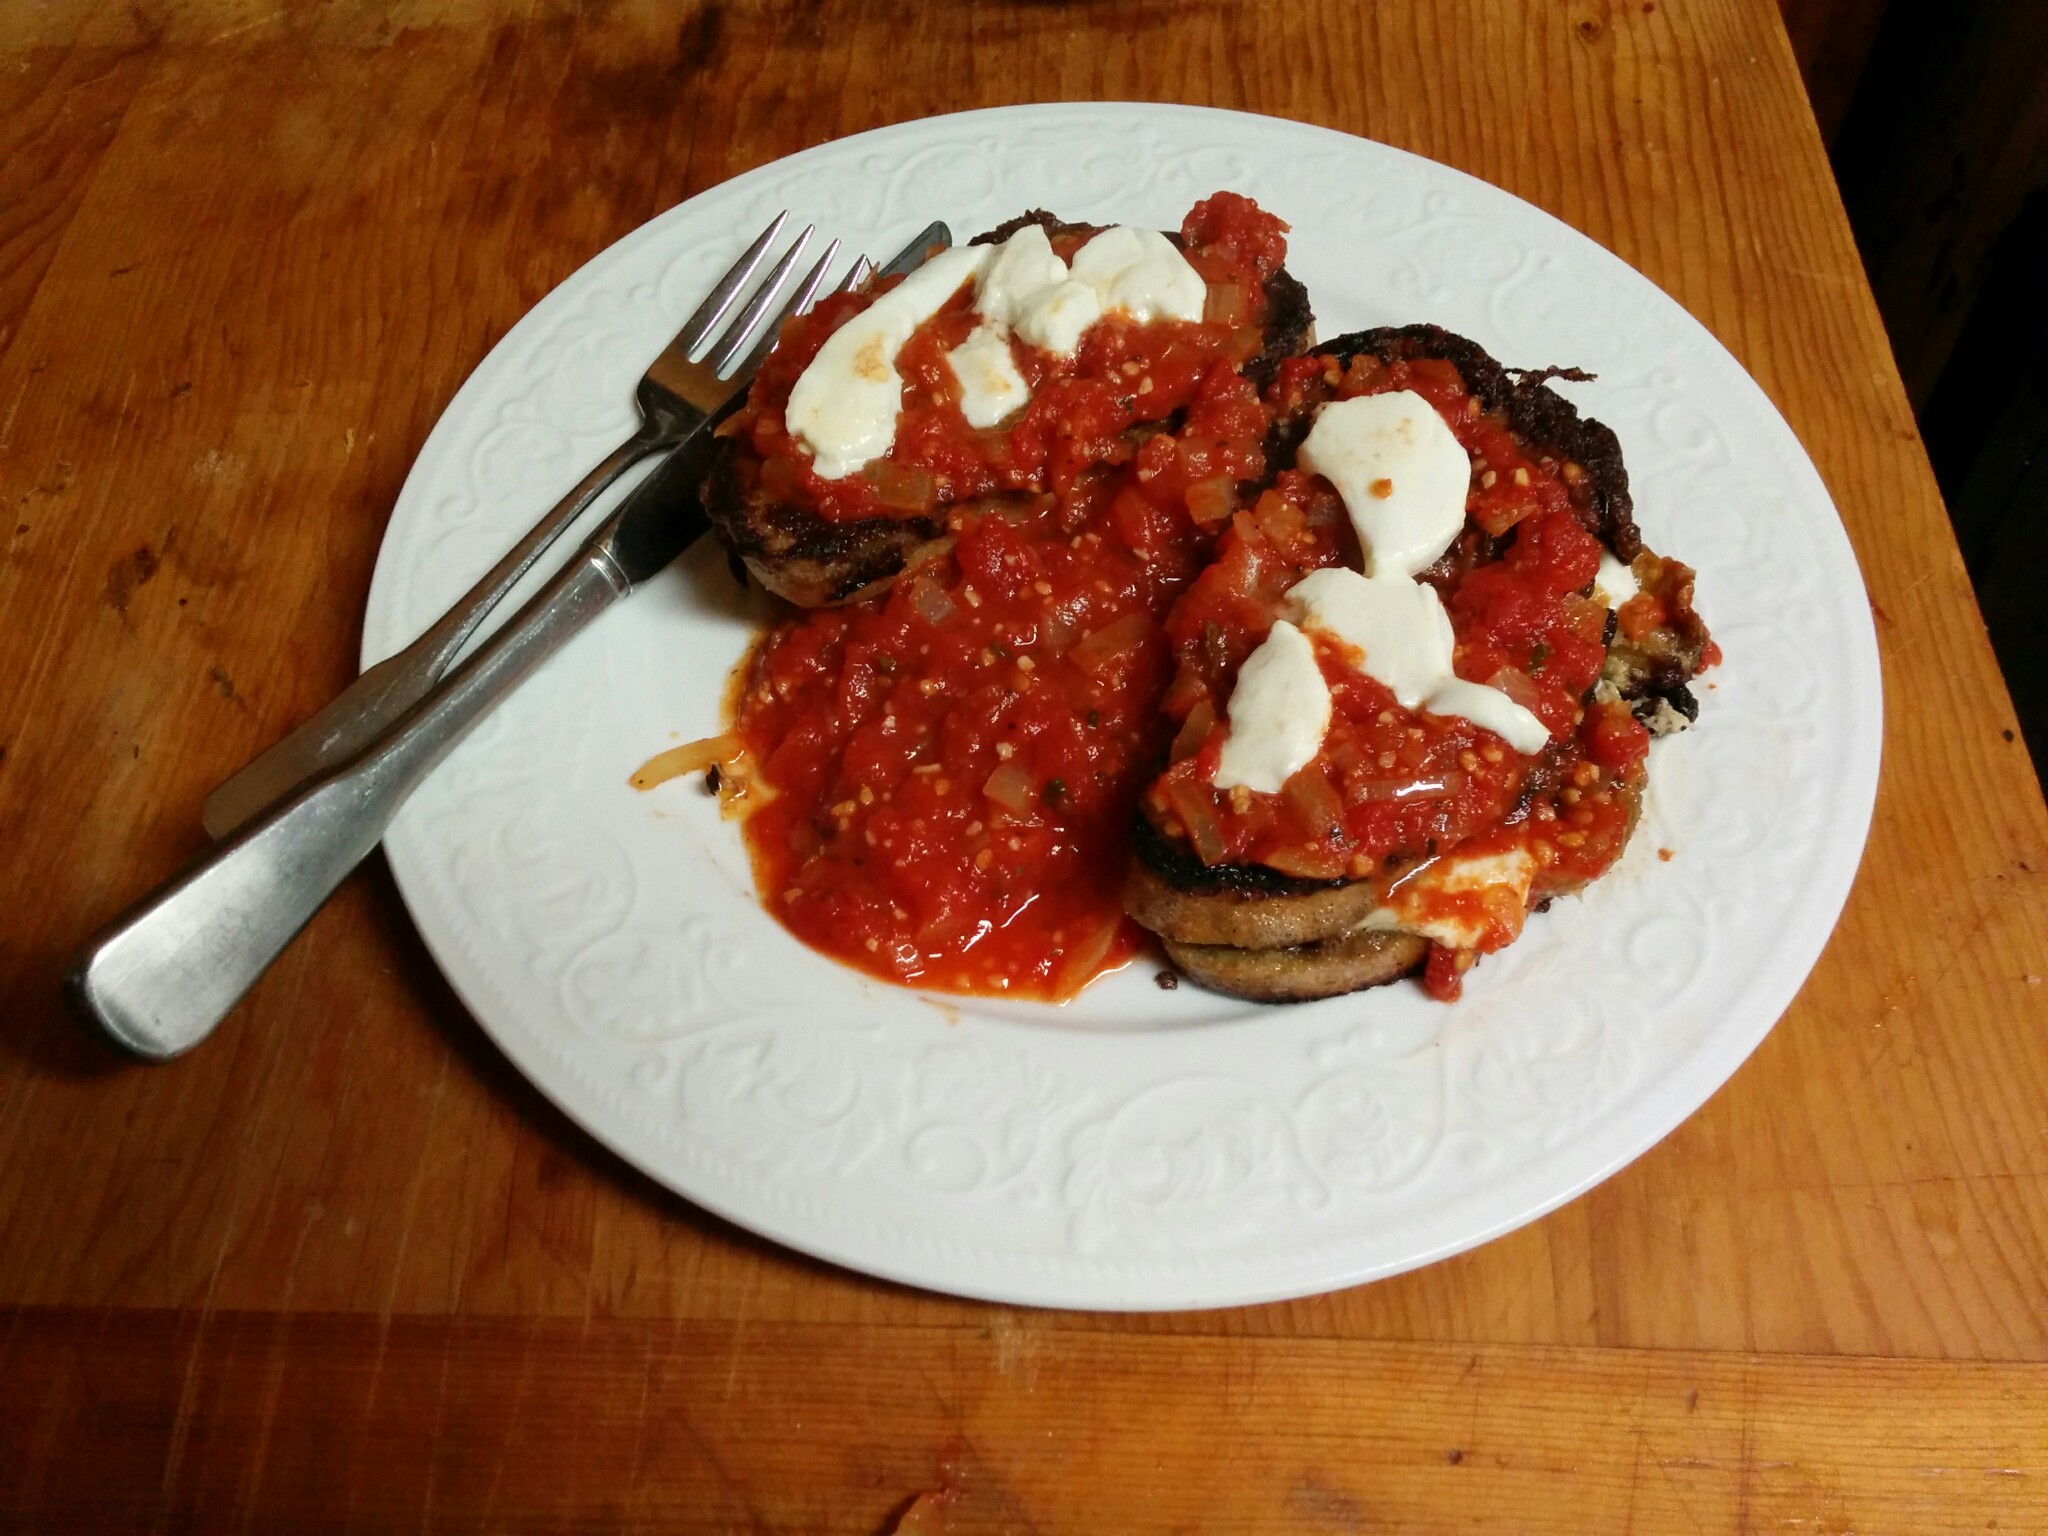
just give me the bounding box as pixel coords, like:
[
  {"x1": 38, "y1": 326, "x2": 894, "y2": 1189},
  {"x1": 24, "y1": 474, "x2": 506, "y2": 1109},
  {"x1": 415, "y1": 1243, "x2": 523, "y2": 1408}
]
[
  {"x1": 785, "y1": 238, "x2": 843, "y2": 321},
  {"x1": 705, "y1": 224, "x2": 814, "y2": 376},
  {"x1": 677, "y1": 211, "x2": 788, "y2": 357},
  {"x1": 836, "y1": 255, "x2": 875, "y2": 294},
  {"x1": 728, "y1": 239, "x2": 844, "y2": 382}
]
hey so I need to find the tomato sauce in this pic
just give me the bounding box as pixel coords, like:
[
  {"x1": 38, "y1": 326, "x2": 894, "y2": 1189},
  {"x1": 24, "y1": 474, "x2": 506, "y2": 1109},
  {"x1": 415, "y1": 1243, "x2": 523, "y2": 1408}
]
[
  {"x1": 1141, "y1": 350, "x2": 1657, "y2": 999},
  {"x1": 729, "y1": 196, "x2": 1283, "y2": 525},
  {"x1": 730, "y1": 195, "x2": 1289, "y2": 998},
  {"x1": 724, "y1": 197, "x2": 1704, "y2": 1005}
]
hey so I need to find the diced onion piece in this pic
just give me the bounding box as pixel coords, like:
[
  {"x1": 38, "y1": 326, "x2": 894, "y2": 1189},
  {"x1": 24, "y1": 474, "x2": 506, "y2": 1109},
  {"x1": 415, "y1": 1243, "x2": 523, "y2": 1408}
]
[
  {"x1": 1483, "y1": 666, "x2": 1545, "y2": 715},
  {"x1": 908, "y1": 575, "x2": 957, "y2": 627},
  {"x1": 1165, "y1": 777, "x2": 1229, "y2": 865},
  {"x1": 1159, "y1": 668, "x2": 1210, "y2": 717},
  {"x1": 1342, "y1": 353, "x2": 1385, "y2": 391},
  {"x1": 1038, "y1": 607, "x2": 1077, "y2": 656},
  {"x1": 1049, "y1": 912, "x2": 1126, "y2": 999},
  {"x1": 1184, "y1": 474, "x2": 1237, "y2": 527},
  {"x1": 1562, "y1": 594, "x2": 1609, "y2": 646},
  {"x1": 982, "y1": 760, "x2": 1038, "y2": 816},
  {"x1": 865, "y1": 460, "x2": 939, "y2": 513},
  {"x1": 1264, "y1": 842, "x2": 1348, "y2": 880},
  {"x1": 630, "y1": 732, "x2": 737, "y2": 791},
  {"x1": 1223, "y1": 326, "x2": 1263, "y2": 365},
  {"x1": 1346, "y1": 768, "x2": 1469, "y2": 805},
  {"x1": 1252, "y1": 489, "x2": 1305, "y2": 548},
  {"x1": 1069, "y1": 611, "x2": 1155, "y2": 676},
  {"x1": 1281, "y1": 763, "x2": 1345, "y2": 838},
  {"x1": 1203, "y1": 281, "x2": 1248, "y2": 326},
  {"x1": 898, "y1": 535, "x2": 957, "y2": 577},
  {"x1": 1170, "y1": 698, "x2": 1217, "y2": 763}
]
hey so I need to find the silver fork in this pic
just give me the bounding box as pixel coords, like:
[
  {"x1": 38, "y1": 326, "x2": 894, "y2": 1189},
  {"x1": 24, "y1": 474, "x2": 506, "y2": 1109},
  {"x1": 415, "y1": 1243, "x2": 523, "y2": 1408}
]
[
  {"x1": 67, "y1": 219, "x2": 954, "y2": 1062},
  {"x1": 201, "y1": 213, "x2": 864, "y2": 839}
]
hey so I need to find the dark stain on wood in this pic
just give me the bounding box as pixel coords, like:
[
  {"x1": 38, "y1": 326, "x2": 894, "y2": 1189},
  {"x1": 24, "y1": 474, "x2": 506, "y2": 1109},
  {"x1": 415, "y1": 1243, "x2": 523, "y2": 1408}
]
[{"x1": 104, "y1": 543, "x2": 159, "y2": 614}]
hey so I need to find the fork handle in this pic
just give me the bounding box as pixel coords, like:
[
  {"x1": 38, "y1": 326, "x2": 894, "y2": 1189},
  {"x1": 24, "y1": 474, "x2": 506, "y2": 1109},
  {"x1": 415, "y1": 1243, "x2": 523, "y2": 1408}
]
[
  {"x1": 70, "y1": 539, "x2": 632, "y2": 1060},
  {"x1": 200, "y1": 424, "x2": 664, "y2": 839}
]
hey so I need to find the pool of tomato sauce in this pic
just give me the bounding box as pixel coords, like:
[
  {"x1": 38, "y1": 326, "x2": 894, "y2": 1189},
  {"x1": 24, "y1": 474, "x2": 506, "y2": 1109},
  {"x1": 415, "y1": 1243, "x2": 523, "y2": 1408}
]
[
  {"x1": 1144, "y1": 350, "x2": 1678, "y2": 1000},
  {"x1": 730, "y1": 195, "x2": 1287, "y2": 999}
]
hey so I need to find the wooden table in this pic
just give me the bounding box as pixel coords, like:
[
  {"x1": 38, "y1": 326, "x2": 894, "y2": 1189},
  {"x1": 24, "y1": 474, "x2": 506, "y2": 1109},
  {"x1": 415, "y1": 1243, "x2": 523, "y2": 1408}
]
[{"x1": 5, "y1": 1, "x2": 2046, "y2": 1528}]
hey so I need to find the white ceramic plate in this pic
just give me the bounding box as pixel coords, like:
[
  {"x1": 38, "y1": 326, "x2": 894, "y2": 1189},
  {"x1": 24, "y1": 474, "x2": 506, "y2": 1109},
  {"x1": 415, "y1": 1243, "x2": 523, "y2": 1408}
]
[{"x1": 366, "y1": 104, "x2": 1881, "y2": 1310}]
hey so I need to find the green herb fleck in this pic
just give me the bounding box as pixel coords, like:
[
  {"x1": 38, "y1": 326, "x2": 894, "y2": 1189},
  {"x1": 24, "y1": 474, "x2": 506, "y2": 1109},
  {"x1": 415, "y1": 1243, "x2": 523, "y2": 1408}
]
[{"x1": 1043, "y1": 777, "x2": 1068, "y2": 807}]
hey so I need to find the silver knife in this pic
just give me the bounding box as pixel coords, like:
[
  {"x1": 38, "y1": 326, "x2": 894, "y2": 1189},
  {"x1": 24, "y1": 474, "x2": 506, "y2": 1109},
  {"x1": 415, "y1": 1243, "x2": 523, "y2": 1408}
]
[
  {"x1": 202, "y1": 219, "x2": 952, "y2": 839},
  {"x1": 67, "y1": 224, "x2": 953, "y2": 1061}
]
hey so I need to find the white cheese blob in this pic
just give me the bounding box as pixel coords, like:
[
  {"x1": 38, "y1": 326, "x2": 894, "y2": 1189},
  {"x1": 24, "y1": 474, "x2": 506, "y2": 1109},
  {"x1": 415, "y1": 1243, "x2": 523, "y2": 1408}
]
[
  {"x1": 1360, "y1": 845, "x2": 1538, "y2": 949},
  {"x1": 974, "y1": 223, "x2": 1068, "y2": 326},
  {"x1": 1595, "y1": 549, "x2": 1640, "y2": 606},
  {"x1": 1067, "y1": 226, "x2": 1208, "y2": 324},
  {"x1": 1425, "y1": 678, "x2": 1551, "y2": 756},
  {"x1": 1010, "y1": 278, "x2": 1103, "y2": 356},
  {"x1": 947, "y1": 321, "x2": 1029, "y2": 428},
  {"x1": 1281, "y1": 567, "x2": 1452, "y2": 710},
  {"x1": 1297, "y1": 392, "x2": 1472, "y2": 578},
  {"x1": 798, "y1": 224, "x2": 1209, "y2": 479},
  {"x1": 1212, "y1": 621, "x2": 1332, "y2": 794},
  {"x1": 787, "y1": 244, "x2": 991, "y2": 479},
  {"x1": 974, "y1": 225, "x2": 1105, "y2": 356},
  {"x1": 1274, "y1": 566, "x2": 1551, "y2": 755}
]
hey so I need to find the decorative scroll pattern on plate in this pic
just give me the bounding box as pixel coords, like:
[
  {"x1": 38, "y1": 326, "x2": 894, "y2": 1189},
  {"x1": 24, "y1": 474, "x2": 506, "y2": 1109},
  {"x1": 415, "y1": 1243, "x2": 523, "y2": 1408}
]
[{"x1": 365, "y1": 105, "x2": 1882, "y2": 1309}]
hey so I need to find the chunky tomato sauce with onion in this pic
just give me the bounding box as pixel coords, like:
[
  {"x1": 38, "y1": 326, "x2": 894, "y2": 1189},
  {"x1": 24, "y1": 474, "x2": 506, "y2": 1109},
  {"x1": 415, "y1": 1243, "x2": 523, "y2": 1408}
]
[
  {"x1": 722, "y1": 198, "x2": 1707, "y2": 1004},
  {"x1": 731, "y1": 197, "x2": 1285, "y2": 526},
  {"x1": 1143, "y1": 350, "x2": 1685, "y2": 998},
  {"x1": 730, "y1": 196, "x2": 1287, "y2": 997}
]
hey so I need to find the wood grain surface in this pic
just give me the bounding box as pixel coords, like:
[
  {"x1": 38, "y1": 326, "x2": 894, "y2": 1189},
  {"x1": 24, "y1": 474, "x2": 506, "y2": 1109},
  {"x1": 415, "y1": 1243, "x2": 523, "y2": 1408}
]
[{"x1": 3, "y1": 0, "x2": 2047, "y2": 1528}]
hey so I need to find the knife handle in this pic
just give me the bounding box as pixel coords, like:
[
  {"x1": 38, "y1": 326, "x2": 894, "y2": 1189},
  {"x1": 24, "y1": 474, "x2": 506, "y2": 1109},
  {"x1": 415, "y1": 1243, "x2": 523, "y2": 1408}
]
[
  {"x1": 68, "y1": 541, "x2": 632, "y2": 1061},
  {"x1": 200, "y1": 424, "x2": 664, "y2": 840}
]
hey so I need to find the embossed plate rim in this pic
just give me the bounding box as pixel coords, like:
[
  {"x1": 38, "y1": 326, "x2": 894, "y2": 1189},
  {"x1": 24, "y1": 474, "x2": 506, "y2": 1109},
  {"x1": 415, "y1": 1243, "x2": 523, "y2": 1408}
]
[{"x1": 365, "y1": 103, "x2": 1883, "y2": 1309}]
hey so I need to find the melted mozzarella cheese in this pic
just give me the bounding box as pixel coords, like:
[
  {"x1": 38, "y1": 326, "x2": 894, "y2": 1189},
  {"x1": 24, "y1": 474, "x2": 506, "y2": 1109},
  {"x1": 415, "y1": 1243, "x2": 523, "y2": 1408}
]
[
  {"x1": 947, "y1": 321, "x2": 1029, "y2": 428},
  {"x1": 1425, "y1": 678, "x2": 1550, "y2": 756},
  {"x1": 1275, "y1": 566, "x2": 1551, "y2": 753},
  {"x1": 1595, "y1": 549, "x2": 1640, "y2": 606},
  {"x1": 1297, "y1": 392, "x2": 1471, "y2": 578},
  {"x1": 928, "y1": 225, "x2": 1206, "y2": 448},
  {"x1": 1010, "y1": 278, "x2": 1102, "y2": 356},
  {"x1": 1212, "y1": 620, "x2": 1331, "y2": 794},
  {"x1": 974, "y1": 223, "x2": 1068, "y2": 326},
  {"x1": 1281, "y1": 567, "x2": 1452, "y2": 709},
  {"x1": 787, "y1": 245, "x2": 991, "y2": 479},
  {"x1": 793, "y1": 222, "x2": 1211, "y2": 481},
  {"x1": 1360, "y1": 845, "x2": 1538, "y2": 950},
  {"x1": 1067, "y1": 226, "x2": 1207, "y2": 324}
]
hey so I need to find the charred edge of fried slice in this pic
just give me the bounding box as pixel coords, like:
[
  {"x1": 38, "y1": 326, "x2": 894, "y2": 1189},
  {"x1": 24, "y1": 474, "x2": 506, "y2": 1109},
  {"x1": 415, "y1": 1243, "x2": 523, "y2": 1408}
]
[
  {"x1": 699, "y1": 446, "x2": 946, "y2": 607},
  {"x1": 1252, "y1": 266, "x2": 1314, "y2": 388},
  {"x1": 1125, "y1": 854, "x2": 1390, "y2": 949},
  {"x1": 703, "y1": 210, "x2": 1312, "y2": 608},
  {"x1": 968, "y1": 209, "x2": 1069, "y2": 247},
  {"x1": 1129, "y1": 809, "x2": 1341, "y2": 898},
  {"x1": 1163, "y1": 929, "x2": 1428, "y2": 1003},
  {"x1": 1309, "y1": 324, "x2": 1641, "y2": 561}
]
